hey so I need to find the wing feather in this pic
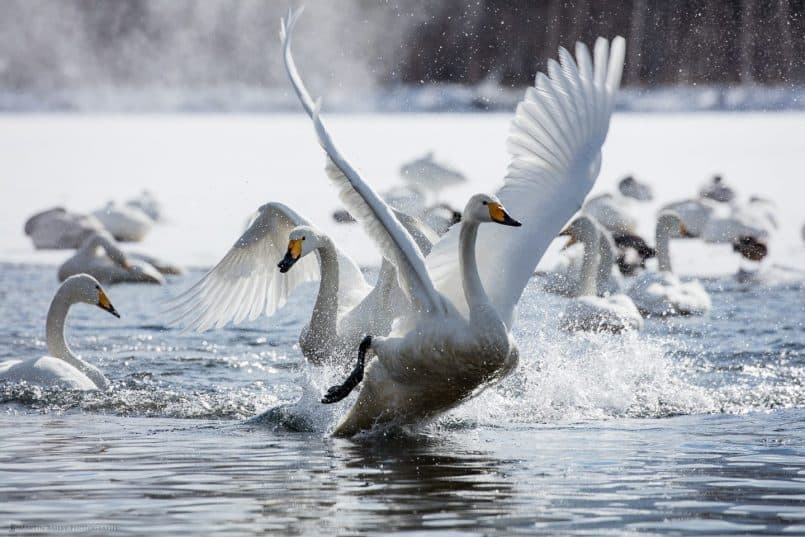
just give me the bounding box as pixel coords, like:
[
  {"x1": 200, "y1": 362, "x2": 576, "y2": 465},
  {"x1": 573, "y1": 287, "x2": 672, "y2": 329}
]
[
  {"x1": 166, "y1": 202, "x2": 368, "y2": 332},
  {"x1": 281, "y1": 9, "x2": 446, "y2": 315},
  {"x1": 427, "y1": 36, "x2": 626, "y2": 328}
]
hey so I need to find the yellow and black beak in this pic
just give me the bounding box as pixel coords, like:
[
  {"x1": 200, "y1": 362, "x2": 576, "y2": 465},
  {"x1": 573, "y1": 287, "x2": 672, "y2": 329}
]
[
  {"x1": 97, "y1": 289, "x2": 120, "y2": 318},
  {"x1": 488, "y1": 202, "x2": 522, "y2": 227},
  {"x1": 278, "y1": 239, "x2": 303, "y2": 273}
]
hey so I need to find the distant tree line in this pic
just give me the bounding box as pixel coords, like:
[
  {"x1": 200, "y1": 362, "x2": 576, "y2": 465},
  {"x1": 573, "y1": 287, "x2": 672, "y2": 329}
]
[
  {"x1": 399, "y1": 0, "x2": 804, "y2": 87},
  {"x1": 1, "y1": 0, "x2": 802, "y2": 102}
]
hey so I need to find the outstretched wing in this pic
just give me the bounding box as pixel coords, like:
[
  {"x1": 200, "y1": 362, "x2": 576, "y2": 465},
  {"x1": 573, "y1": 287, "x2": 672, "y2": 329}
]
[
  {"x1": 281, "y1": 9, "x2": 447, "y2": 316},
  {"x1": 427, "y1": 37, "x2": 626, "y2": 328},
  {"x1": 166, "y1": 202, "x2": 368, "y2": 332}
]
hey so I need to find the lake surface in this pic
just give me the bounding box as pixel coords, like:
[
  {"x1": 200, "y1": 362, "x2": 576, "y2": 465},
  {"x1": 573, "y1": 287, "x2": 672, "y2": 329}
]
[{"x1": 1, "y1": 263, "x2": 804, "y2": 535}]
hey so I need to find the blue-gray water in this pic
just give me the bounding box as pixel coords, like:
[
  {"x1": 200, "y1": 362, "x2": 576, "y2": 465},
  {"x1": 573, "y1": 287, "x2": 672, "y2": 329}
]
[{"x1": 1, "y1": 262, "x2": 804, "y2": 535}]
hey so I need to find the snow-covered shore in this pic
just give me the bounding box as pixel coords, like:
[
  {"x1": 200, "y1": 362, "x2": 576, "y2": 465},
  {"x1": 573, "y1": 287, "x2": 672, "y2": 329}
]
[{"x1": 1, "y1": 112, "x2": 803, "y2": 277}]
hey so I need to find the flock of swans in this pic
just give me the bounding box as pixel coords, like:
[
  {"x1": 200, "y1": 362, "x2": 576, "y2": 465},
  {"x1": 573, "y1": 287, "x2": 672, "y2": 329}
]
[{"x1": 4, "y1": 9, "x2": 801, "y2": 437}]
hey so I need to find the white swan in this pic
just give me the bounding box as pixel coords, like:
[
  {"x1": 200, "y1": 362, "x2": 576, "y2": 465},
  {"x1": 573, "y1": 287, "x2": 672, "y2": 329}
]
[
  {"x1": 92, "y1": 201, "x2": 153, "y2": 242},
  {"x1": 661, "y1": 198, "x2": 718, "y2": 238},
  {"x1": 125, "y1": 190, "x2": 163, "y2": 222},
  {"x1": 58, "y1": 232, "x2": 165, "y2": 285},
  {"x1": 628, "y1": 212, "x2": 711, "y2": 317},
  {"x1": 0, "y1": 274, "x2": 120, "y2": 390},
  {"x1": 582, "y1": 192, "x2": 638, "y2": 234},
  {"x1": 701, "y1": 197, "x2": 776, "y2": 244},
  {"x1": 542, "y1": 214, "x2": 623, "y2": 297},
  {"x1": 167, "y1": 200, "x2": 436, "y2": 365},
  {"x1": 557, "y1": 216, "x2": 642, "y2": 333},
  {"x1": 399, "y1": 151, "x2": 466, "y2": 199},
  {"x1": 24, "y1": 207, "x2": 106, "y2": 249},
  {"x1": 281, "y1": 9, "x2": 624, "y2": 435}
]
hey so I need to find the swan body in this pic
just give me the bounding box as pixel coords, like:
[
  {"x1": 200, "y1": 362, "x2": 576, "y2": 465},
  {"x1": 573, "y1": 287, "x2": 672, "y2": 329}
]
[
  {"x1": 329, "y1": 195, "x2": 521, "y2": 436},
  {"x1": 582, "y1": 193, "x2": 638, "y2": 234},
  {"x1": 557, "y1": 216, "x2": 643, "y2": 333},
  {"x1": 0, "y1": 274, "x2": 120, "y2": 390},
  {"x1": 92, "y1": 201, "x2": 153, "y2": 242},
  {"x1": 24, "y1": 207, "x2": 106, "y2": 249},
  {"x1": 661, "y1": 198, "x2": 718, "y2": 238},
  {"x1": 560, "y1": 294, "x2": 643, "y2": 333},
  {"x1": 58, "y1": 232, "x2": 165, "y2": 285},
  {"x1": 125, "y1": 190, "x2": 163, "y2": 221},
  {"x1": 628, "y1": 212, "x2": 711, "y2": 316},
  {"x1": 280, "y1": 9, "x2": 624, "y2": 434},
  {"x1": 701, "y1": 198, "x2": 776, "y2": 244},
  {"x1": 399, "y1": 151, "x2": 466, "y2": 196}
]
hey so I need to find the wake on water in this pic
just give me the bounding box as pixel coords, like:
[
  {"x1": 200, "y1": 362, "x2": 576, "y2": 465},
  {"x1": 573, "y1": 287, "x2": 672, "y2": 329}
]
[{"x1": 2, "y1": 269, "x2": 802, "y2": 437}]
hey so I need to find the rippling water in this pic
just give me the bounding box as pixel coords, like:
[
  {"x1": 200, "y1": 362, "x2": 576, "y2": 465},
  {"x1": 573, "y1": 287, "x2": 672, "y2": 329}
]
[{"x1": 1, "y1": 263, "x2": 804, "y2": 535}]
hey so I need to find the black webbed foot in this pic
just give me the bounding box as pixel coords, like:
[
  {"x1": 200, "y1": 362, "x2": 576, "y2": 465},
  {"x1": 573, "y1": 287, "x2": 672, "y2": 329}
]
[{"x1": 321, "y1": 336, "x2": 372, "y2": 404}]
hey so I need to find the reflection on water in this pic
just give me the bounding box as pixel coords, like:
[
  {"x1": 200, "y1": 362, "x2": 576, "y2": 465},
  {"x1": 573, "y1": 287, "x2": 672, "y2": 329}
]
[
  {"x1": 1, "y1": 264, "x2": 804, "y2": 534},
  {"x1": 2, "y1": 411, "x2": 804, "y2": 535}
]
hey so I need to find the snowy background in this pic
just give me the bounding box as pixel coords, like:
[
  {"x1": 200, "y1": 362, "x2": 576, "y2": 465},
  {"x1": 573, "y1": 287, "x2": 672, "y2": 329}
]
[{"x1": 1, "y1": 1, "x2": 804, "y2": 276}]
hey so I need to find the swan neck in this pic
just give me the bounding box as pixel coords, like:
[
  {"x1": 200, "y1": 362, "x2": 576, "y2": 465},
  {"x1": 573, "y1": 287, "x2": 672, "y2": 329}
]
[
  {"x1": 311, "y1": 238, "x2": 339, "y2": 333},
  {"x1": 656, "y1": 220, "x2": 673, "y2": 273},
  {"x1": 46, "y1": 287, "x2": 73, "y2": 360},
  {"x1": 459, "y1": 220, "x2": 491, "y2": 318},
  {"x1": 596, "y1": 233, "x2": 615, "y2": 295},
  {"x1": 575, "y1": 230, "x2": 600, "y2": 297}
]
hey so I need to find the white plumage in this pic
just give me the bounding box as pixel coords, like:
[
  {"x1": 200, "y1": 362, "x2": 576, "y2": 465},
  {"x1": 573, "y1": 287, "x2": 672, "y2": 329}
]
[
  {"x1": 628, "y1": 212, "x2": 711, "y2": 317},
  {"x1": 0, "y1": 274, "x2": 119, "y2": 390},
  {"x1": 281, "y1": 8, "x2": 624, "y2": 435},
  {"x1": 59, "y1": 232, "x2": 165, "y2": 285},
  {"x1": 556, "y1": 216, "x2": 643, "y2": 333}
]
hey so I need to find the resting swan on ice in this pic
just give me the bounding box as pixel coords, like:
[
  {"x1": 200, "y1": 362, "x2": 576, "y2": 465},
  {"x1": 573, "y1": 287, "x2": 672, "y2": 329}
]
[
  {"x1": 557, "y1": 216, "x2": 643, "y2": 333},
  {"x1": 0, "y1": 274, "x2": 120, "y2": 390},
  {"x1": 281, "y1": 9, "x2": 625, "y2": 435},
  {"x1": 628, "y1": 212, "x2": 711, "y2": 317}
]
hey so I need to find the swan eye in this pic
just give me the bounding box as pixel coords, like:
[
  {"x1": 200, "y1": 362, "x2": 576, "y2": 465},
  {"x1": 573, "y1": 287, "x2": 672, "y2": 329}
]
[{"x1": 482, "y1": 201, "x2": 488, "y2": 205}]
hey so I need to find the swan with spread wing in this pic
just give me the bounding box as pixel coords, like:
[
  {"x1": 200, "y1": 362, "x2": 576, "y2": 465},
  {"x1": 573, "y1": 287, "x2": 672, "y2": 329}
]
[
  {"x1": 167, "y1": 195, "x2": 437, "y2": 365},
  {"x1": 281, "y1": 8, "x2": 624, "y2": 436}
]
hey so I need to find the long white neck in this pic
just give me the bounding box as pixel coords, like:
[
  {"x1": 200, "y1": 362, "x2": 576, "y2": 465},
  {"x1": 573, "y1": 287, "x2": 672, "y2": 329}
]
[
  {"x1": 574, "y1": 229, "x2": 600, "y2": 298},
  {"x1": 460, "y1": 220, "x2": 493, "y2": 323},
  {"x1": 596, "y1": 231, "x2": 616, "y2": 296},
  {"x1": 45, "y1": 287, "x2": 109, "y2": 389},
  {"x1": 655, "y1": 216, "x2": 674, "y2": 273},
  {"x1": 310, "y1": 236, "x2": 340, "y2": 335},
  {"x1": 82, "y1": 233, "x2": 127, "y2": 266}
]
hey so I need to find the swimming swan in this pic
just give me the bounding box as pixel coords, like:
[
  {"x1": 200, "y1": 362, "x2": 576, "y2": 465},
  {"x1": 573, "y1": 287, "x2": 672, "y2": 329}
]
[
  {"x1": 628, "y1": 212, "x2": 711, "y2": 317},
  {"x1": 281, "y1": 9, "x2": 624, "y2": 435},
  {"x1": 58, "y1": 232, "x2": 165, "y2": 285},
  {"x1": 167, "y1": 200, "x2": 436, "y2": 365},
  {"x1": 557, "y1": 216, "x2": 642, "y2": 333},
  {"x1": 0, "y1": 274, "x2": 120, "y2": 390}
]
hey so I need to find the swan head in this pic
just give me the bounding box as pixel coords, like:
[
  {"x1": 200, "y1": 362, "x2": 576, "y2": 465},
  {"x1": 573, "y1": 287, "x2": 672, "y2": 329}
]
[
  {"x1": 62, "y1": 274, "x2": 120, "y2": 318},
  {"x1": 278, "y1": 226, "x2": 319, "y2": 273},
  {"x1": 463, "y1": 194, "x2": 521, "y2": 227},
  {"x1": 657, "y1": 211, "x2": 690, "y2": 238},
  {"x1": 558, "y1": 215, "x2": 598, "y2": 249}
]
